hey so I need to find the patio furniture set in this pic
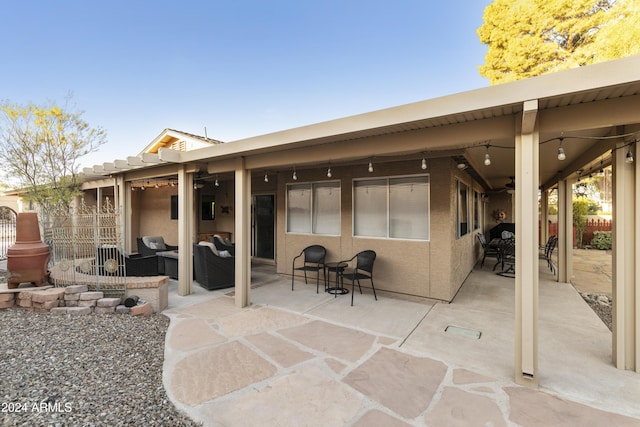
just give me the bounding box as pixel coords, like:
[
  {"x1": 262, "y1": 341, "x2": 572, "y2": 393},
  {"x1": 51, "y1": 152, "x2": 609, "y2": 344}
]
[
  {"x1": 476, "y1": 231, "x2": 557, "y2": 276},
  {"x1": 291, "y1": 245, "x2": 377, "y2": 306},
  {"x1": 135, "y1": 235, "x2": 235, "y2": 290}
]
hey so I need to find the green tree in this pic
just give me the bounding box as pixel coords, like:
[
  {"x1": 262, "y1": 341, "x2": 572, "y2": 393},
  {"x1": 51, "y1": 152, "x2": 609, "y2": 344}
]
[
  {"x1": 477, "y1": 0, "x2": 638, "y2": 84},
  {"x1": 590, "y1": 0, "x2": 640, "y2": 60},
  {"x1": 573, "y1": 198, "x2": 590, "y2": 248},
  {"x1": 0, "y1": 97, "x2": 106, "y2": 210}
]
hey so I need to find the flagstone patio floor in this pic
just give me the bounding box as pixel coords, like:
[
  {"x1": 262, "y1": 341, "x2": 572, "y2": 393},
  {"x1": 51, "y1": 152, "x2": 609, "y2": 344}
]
[{"x1": 162, "y1": 252, "x2": 639, "y2": 427}]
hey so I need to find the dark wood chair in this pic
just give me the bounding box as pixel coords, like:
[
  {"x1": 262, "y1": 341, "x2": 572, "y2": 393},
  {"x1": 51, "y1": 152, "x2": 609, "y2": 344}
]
[{"x1": 291, "y1": 245, "x2": 326, "y2": 292}]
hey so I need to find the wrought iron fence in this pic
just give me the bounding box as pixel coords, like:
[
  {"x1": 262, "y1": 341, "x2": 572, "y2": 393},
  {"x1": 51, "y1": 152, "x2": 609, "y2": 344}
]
[
  {"x1": 43, "y1": 198, "x2": 126, "y2": 298},
  {"x1": 0, "y1": 206, "x2": 17, "y2": 260}
]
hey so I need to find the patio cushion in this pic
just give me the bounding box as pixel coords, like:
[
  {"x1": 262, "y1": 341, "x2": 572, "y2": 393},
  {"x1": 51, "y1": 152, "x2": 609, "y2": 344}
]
[
  {"x1": 142, "y1": 236, "x2": 167, "y2": 250},
  {"x1": 198, "y1": 240, "x2": 219, "y2": 256}
]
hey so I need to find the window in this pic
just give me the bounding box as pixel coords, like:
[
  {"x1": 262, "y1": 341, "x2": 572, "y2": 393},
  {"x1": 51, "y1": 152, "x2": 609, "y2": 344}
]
[
  {"x1": 170, "y1": 195, "x2": 178, "y2": 220},
  {"x1": 287, "y1": 181, "x2": 340, "y2": 235},
  {"x1": 456, "y1": 179, "x2": 469, "y2": 238},
  {"x1": 473, "y1": 190, "x2": 481, "y2": 230},
  {"x1": 353, "y1": 175, "x2": 429, "y2": 240}
]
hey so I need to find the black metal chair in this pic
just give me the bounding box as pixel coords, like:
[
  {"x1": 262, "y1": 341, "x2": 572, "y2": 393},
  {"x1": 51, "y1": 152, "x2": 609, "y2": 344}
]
[
  {"x1": 540, "y1": 235, "x2": 557, "y2": 274},
  {"x1": 193, "y1": 243, "x2": 235, "y2": 290},
  {"x1": 291, "y1": 245, "x2": 326, "y2": 292},
  {"x1": 339, "y1": 250, "x2": 377, "y2": 306},
  {"x1": 476, "y1": 233, "x2": 500, "y2": 268},
  {"x1": 495, "y1": 238, "x2": 516, "y2": 274}
]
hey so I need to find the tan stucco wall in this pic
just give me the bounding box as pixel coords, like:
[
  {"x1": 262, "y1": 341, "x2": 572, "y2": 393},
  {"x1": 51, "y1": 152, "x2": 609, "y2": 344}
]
[
  {"x1": 428, "y1": 161, "x2": 455, "y2": 300},
  {"x1": 0, "y1": 195, "x2": 21, "y2": 213},
  {"x1": 486, "y1": 191, "x2": 514, "y2": 235},
  {"x1": 449, "y1": 164, "x2": 482, "y2": 300},
  {"x1": 275, "y1": 158, "x2": 482, "y2": 301},
  {"x1": 197, "y1": 179, "x2": 235, "y2": 241},
  {"x1": 132, "y1": 186, "x2": 179, "y2": 246}
]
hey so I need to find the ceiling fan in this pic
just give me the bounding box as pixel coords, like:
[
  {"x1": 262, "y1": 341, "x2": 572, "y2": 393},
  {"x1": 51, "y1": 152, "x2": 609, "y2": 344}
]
[
  {"x1": 503, "y1": 176, "x2": 515, "y2": 193},
  {"x1": 505, "y1": 176, "x2": 515, "y2": 190}
]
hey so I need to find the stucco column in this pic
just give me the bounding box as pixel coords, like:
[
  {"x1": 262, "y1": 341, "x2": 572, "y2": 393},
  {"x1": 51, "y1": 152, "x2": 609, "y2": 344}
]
[
  {"x1": 514, "y1": 100, "x2": 539, "y2": 386},
  {"x1": 612, "y1": 141, "x2": 638, "y2": 371},
  {"x1": 234, "y1": 157, "x2": 251, "y2": 308},
  {"x1": 177, "y1": 166, "x2": 194, "y2": 296},
  {"x1": 556, "y1": 179, "x2": 574, "y2": 284}
]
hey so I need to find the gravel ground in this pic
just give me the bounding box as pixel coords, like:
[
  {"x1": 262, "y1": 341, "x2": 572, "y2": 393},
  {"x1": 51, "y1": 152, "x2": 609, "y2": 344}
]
[
  {"x1": 584, "y1": 299, "x2": 613, "y2": 331},
  {"x1": 0, "y1": 307, "x2": 199, "y2": 426}
]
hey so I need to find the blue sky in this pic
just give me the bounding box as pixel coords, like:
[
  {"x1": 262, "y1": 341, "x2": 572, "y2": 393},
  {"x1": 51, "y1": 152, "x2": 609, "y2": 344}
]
[{"x1": 1, "y1": 1, "x2": 491, "y2": 167}]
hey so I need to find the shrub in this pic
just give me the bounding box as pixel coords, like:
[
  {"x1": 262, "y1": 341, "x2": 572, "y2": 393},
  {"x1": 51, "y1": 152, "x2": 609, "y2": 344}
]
[{"x1": 590, "y1": 231, "x2": 612, "y2": 250}]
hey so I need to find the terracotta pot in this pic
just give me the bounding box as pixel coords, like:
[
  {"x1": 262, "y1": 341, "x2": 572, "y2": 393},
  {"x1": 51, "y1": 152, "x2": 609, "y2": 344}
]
[{"x1": 6, "y1": 212, "x2": 50, "y2": 288}]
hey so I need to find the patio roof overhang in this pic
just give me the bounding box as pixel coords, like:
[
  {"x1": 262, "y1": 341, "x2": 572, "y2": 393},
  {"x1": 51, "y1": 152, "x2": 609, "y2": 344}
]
[{"x1": 81, "y1": 55, "x2": 640, "y2": 195}]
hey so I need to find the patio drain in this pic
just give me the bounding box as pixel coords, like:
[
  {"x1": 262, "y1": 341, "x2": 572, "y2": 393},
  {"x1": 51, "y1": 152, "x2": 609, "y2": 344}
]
[{"x1": 445, "y1": 325, "x2": 481, "y2": 339}]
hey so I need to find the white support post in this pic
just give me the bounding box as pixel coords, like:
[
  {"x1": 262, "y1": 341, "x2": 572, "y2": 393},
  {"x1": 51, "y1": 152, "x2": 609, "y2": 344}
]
[
  {"x1": 177, "y1": 166, "x2": 194, "y2": 296},
  {"x1": 612, "y1": 141, "x2": 638, "y2": 371},
  {"x1": 115, "y1": 176, "x2": 128, "y2": 252},
  {"x1": 234, "y1": 157, "x2": 251, "y2": 308},
  {"x1": 556, "y1": 179, "x2": 573, "y2": 284},
  {"x1": 515, "y1": 100, "x2": 539, "y2": 386},
  {"x1": 540, "y1": 190, "x2": 549, "y2": 248},
  {"x1": 96, "y1": 187, "x2": 103, "y2": 212}
]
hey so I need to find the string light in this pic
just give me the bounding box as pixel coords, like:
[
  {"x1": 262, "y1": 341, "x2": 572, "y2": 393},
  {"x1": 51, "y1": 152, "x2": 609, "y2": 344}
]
[
  {"x1": 421, "y1": 158, "x2": 427, "y2": 170},
  {"x1": 214, "y1": 178, "x2": 219, "y2": 187},
  {"x1": 292, "y1": 167, "x2": 297, "y2": 181},
  {"x1": 368, "y1": 161, "x2": 373, "y2": 173},
  {"x1": 327, "y1": 167, "x2": 332, "y2": 178},
  {"x1": 626, "y1": 149, "x2": 634, "y2": 163},
  {"x1": 264, "y1": 172, "x2": 269, "y2": 182},
  {"x1": 557, "y1": 138, "x2": 566, "y2": 161},
  {"x1": 483, "y1": 145, "x2": 491, "y2": 166}
]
